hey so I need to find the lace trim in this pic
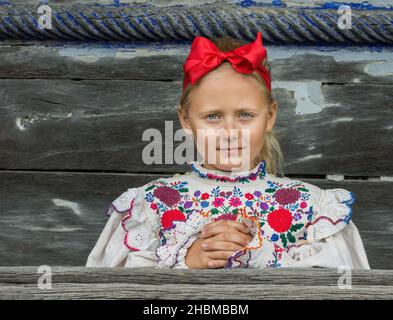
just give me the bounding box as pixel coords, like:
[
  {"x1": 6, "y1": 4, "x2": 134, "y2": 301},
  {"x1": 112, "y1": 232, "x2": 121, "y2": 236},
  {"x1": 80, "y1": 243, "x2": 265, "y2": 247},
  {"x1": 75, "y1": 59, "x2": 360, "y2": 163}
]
[
  {"x1": 189, "y1": 159, "x2": 267, "y2": 183},
  {"x1": 285, "y1": 240, "x2": 310, "y2": 253},
  {"x1": 121, "y1": 199, "x2": 140, "y2": 251},
  {"x1": 105, "y1": 189, "x2": 152, "y2": 252},
  {"x1": 224, "y1": 213, "x2": 264, "y2": 268},
  {"x1": 106, "y1": 188, "x2": 138, "y2": 216},
  {"x1": 155, "y1": 210, "x2": 208, "y2": 268},
  {"x1": 306, "y1": 189, "x2": 355, "y2": 241},
  {"x1": 173, "y1": 232, "x2": 200, "y2": 268}
]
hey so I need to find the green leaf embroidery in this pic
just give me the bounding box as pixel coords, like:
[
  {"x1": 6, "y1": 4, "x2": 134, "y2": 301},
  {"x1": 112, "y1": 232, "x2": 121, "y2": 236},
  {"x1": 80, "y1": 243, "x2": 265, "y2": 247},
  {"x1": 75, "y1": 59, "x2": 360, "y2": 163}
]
[
  {"x1": 287, "y1": 232, "x2": 296, "y2": 243},
  {"x1": 298, "y1": 187, "x2": 309, "y2": 192},
  {"x1": 232, "y1": 208, "x2": 239, "y2": 214},
  {"x1": 290, "y1": 223, "x2": 304, "y2": 232},
  {"x1": 265, "y1": 188, "x2": 276, "y2": 193},
  {"x1": 145, "y1": 184, "x2": 157, "y2": 192},
  {"x1": 280, "y1": 233, "x2": 287, "y2": 247},
  {"x1": 178, "y1": 188, "x2": 189, "y2": 193},
  {"x1": 211, "y1": 208, "x2": 219, "y2": 215}
]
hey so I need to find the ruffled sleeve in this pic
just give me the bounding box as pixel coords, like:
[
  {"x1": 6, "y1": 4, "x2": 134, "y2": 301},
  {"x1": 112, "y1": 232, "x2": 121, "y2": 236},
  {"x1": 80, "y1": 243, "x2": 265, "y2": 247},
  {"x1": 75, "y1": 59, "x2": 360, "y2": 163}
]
[
  {"x1": 85, "y1": 187, "x2": 160, "y2": 268},
  {"x1": 225, "y1": 188, "x2": 370, "y2": 270}
]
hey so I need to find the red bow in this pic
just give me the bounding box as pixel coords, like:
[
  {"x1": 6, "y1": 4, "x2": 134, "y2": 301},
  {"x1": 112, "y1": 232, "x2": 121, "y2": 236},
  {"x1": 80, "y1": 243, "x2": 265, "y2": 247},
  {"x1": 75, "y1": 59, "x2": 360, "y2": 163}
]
[{"x1": 182, "y1": 31, "x2": 271, "y2": 92}]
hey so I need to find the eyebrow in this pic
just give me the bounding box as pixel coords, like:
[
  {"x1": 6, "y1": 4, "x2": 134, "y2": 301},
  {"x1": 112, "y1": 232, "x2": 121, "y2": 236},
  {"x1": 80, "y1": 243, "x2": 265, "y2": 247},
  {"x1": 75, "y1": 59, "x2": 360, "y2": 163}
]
[{"x1": 198, "y1": 107, "x2": 261, "y2": 115}]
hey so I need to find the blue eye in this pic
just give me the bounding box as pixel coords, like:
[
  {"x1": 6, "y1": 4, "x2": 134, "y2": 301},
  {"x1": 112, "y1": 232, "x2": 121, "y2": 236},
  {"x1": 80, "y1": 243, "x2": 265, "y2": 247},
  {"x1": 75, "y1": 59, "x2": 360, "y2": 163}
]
[
  {"x1": 207, "y1": 114, "x2": 219, "y2": 120},
  {"x1": 239, "y1": 112, "x2": 254, "y2": 119}
]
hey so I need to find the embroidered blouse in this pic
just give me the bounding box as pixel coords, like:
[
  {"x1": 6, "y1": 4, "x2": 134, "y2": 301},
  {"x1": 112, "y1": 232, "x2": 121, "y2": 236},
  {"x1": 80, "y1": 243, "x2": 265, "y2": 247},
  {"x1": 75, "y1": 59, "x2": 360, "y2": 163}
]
[{"x1": 85, "y1": 160, "x2": 370, "y2": 269}]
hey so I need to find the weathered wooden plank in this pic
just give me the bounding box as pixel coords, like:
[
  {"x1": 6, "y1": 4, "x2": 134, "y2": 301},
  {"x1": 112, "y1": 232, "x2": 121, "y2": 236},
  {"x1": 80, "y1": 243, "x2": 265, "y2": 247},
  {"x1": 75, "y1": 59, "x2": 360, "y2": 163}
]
[
  {"x1": 1, "y1": 267, "x2": 392, "y2": 286},
  {"x1": 1, "y1": 283, "x2": 393, "y2": 300},
  {"x1": 0, "y1": 44, "x2": 392, "y2": 85},
  {"x1": 0, "y1": 267, "x2": 392, "y2": 300},
  {"x1": 0, "y1": 172, "x2": 391, "y2": 269},
  {"x1": 0, "y1": 79, "x2": 392, "y2": 176}
]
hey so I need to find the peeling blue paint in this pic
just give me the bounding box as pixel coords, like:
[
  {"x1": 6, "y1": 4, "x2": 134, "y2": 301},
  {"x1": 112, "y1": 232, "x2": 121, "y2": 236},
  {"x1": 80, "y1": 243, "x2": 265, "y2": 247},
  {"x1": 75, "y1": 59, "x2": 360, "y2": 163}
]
[
  {"x1": 238, "y1": 0, "x2": 257, "y2": 7},
  {"x1": 237, "y1": 0, "x2": 286, "y2": 8},
  {"x1": 272, "y1": 0, "x2": 286, "y2": 7},
  {"x1": 234, "y1": 0, "x2": 393, "y2": 10},
  {"x1": 317, "y1": 1, "x2": 393, "y2": 10},
  {"x1": 90, "y1": 2, "x2": 151, "y2": 8}
]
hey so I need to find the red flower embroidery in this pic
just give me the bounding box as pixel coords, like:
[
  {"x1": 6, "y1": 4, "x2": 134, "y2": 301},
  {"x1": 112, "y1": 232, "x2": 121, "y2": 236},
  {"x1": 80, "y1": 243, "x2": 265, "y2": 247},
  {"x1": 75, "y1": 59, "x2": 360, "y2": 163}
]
[
  {"x1": 150, "y1": 203, "x2": 157, "y2": 210},
  {"x1": 275, "y1": 188, "x2": 301, "y2": 205},
  {"x1": 213, "y1": 197, "x2": 225, "y2": 207},
  {"x1": 201, "y1": 193, "x2": 210, "y2": 200},
  {"x1": 161, "y1": 209, "x2": 186, "y2": 230},
  {"x1": 274, "y1": 243, "x2": 284, "y2": 252},
  {"x1": 153, "y1": 186, "x2": 181, "y2": 207},
  {"x1": 267, "y1": 208, "x2": 293, "y2": 233},
  {"x1": 300, "y1": 201, "x2": 308, "y2": 209},
  {"x1": 245, "y1": 193, "x2": 254, "y2": 200},
  {"x1": 229, "y1": 197, "x2": 242, "y2": 207}
]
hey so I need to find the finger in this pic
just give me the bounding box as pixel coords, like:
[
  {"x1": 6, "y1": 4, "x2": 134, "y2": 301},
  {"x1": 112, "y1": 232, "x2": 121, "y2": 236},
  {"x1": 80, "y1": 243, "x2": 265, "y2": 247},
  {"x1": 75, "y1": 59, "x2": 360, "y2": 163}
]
[
  {"x1": 207, "y1": 250, "x2": 238, "y2": 261},
  {"x1": 201, "y1": 241, "x2": 244, "y2": 252},
  {"x1": 214, "y1": 231, "x2": 252, "y2": 247},
  {"x1": 207, "y1": 259, "x2": 230, "y2": 269},
  {"x1": 201, "y1": 221, "x2": 250, "y2": 238},
  {"x1": 204, "y1": 219, "x2": 251, "y2": 234}
]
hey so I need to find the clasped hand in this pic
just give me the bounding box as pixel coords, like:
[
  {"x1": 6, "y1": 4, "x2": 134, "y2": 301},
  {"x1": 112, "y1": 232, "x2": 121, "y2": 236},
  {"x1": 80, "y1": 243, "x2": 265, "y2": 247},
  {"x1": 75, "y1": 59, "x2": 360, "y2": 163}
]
[{"x1": 185, "y1": 219, "x2": 253, "y2": 269}]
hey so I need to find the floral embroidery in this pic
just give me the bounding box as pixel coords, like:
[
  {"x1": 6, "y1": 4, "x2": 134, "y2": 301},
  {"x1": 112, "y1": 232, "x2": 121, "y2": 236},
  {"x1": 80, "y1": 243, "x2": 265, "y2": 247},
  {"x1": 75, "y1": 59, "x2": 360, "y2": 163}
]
[
  {"x1": 153, "y1": 186, "x2": 181, "y2": 207},
  {"x1": 266, "y1": 244, "x2": 285, "y2": 268},
  {"x1": 190, "y1": 160, "x2": 267, "y2": 183},
  {"x1": 275, "y1": 188, "x2": 301, "y2": 205},
  {"x1": 139, "y1": 168, "x2": 360, "y2": 269},
  {"x1": 267, "y1": 208, "x2": 293, "y2": 233},
  {"x1": 145, "y1": 176, "x2": 315, "y2": 255},
  {"x1": 161, "y1": 209, "x2": 186, "y2": 230},
  {"x1": 106, "y1": 164, "x2": 357, "y2": 269},
  {"x1": 144, "y1": 180, "x2": 193, "y2": 250}
]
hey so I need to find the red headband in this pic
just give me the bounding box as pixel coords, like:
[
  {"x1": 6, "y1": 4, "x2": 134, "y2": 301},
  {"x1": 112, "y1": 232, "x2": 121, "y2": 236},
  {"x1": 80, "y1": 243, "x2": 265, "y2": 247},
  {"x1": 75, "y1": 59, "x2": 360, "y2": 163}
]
[{"x1": 182, "y1": 31, "x2": 271, "y2": 92}]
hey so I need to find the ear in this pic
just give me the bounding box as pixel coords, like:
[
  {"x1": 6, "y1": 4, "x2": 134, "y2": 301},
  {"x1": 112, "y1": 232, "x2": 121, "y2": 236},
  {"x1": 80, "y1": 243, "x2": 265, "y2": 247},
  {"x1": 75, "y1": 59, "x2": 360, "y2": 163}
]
[
  {"x1": 266, "y1": 100, "x2": 278, "y2": 133},
  {"x1": 177, "y1": 106, "x2": 193, "y2": 135}
]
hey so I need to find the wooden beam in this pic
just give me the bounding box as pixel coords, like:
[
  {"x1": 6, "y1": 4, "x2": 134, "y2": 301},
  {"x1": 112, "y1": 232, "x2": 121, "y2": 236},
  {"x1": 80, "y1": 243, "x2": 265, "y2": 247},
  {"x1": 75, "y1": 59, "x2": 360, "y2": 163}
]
[{"x1": 0, "y1": 267, "x2": 392, "y2": 299}]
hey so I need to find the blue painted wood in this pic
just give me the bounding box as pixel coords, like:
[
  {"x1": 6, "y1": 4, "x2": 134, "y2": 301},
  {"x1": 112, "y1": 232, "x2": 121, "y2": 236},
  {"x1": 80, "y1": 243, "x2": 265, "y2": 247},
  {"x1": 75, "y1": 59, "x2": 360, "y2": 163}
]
[{"x1": 0, "y1": 0, "x2": 392, "y2": 44}]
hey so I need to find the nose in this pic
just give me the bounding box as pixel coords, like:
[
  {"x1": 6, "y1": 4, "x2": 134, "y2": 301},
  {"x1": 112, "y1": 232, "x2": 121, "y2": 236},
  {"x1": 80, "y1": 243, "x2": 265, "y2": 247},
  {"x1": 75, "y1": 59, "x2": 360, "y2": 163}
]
[{"x1": 219, "y1": 117, "x2": 241, "y2": 148}]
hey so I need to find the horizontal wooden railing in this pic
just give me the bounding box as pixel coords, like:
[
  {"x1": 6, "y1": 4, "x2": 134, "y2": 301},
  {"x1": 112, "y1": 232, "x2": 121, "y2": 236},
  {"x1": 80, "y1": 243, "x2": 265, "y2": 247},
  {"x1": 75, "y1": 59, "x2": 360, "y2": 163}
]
[{"x1": 0, "y1": 267, "x2": 392, "y2": 300}]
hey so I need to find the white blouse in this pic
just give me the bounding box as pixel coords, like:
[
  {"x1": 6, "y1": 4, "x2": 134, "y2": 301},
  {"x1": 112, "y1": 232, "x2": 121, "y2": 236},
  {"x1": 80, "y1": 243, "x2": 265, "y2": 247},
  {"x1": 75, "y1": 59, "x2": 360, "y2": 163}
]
[{"x1": 85, "y1": 160, "x2": 370, "y2": 269}]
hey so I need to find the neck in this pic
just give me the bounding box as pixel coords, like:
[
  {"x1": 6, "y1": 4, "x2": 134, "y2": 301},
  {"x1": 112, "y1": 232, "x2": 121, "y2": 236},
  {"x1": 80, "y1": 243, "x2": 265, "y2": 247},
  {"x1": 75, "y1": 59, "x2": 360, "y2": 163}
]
[{"x1": 201, "y1": 160, "x2": 258, "y2": 173}]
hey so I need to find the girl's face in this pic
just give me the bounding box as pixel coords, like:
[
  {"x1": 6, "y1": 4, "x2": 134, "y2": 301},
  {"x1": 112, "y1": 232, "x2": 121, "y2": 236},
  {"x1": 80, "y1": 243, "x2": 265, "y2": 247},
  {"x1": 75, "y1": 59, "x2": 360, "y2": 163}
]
[{"x1": 179, "y1": 63, "x2": 277, "y2": 172}]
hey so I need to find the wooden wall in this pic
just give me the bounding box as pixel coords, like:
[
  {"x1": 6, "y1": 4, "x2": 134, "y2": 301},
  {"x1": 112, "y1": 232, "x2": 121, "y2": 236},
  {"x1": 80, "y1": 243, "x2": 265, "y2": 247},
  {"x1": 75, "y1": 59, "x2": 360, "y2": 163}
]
[{"x1": 0, "y1": 0, "x2": 392, "y2": 269}]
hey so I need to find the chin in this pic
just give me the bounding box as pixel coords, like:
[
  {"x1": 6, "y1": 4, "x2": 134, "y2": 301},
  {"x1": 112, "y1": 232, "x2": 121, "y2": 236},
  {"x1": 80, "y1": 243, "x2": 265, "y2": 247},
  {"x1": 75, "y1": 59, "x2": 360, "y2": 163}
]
[{"x1": 213, "y1": 155, "x2": 249, "y2": 171}]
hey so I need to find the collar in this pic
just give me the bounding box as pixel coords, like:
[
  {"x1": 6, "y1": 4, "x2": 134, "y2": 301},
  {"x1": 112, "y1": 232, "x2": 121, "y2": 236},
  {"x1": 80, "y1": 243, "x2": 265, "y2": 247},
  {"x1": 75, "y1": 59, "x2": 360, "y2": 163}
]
[{"x1": 188, "y1": 159, "x2": 268, "y2": 185}]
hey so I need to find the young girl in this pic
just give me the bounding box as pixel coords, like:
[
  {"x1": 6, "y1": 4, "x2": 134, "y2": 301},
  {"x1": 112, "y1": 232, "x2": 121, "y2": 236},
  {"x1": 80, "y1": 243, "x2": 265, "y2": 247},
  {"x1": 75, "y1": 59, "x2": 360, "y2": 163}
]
[{"x1": 86, "y1": 32, "x2": 370, "y2": 269}]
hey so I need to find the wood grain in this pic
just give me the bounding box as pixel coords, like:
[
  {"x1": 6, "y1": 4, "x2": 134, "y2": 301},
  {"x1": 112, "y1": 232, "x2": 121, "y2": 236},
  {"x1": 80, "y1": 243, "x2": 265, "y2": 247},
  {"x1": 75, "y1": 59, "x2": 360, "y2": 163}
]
[
  {"x1": 0, "y1": 44, "x2": 392, "y2": 84},
  {"x1": 0, "y1": 267, "x2": 392, "y2": 300},
  {"x1": 0, "y1": 79, "x2": 392, "y2": 175}
]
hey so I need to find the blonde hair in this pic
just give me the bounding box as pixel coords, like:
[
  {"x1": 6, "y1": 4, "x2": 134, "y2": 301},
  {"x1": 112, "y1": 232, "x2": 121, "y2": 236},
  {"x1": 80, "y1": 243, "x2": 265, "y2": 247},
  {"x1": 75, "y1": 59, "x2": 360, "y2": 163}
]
[{"x1": 179, "y1": 34, "x2": 285, "y2": 177}]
